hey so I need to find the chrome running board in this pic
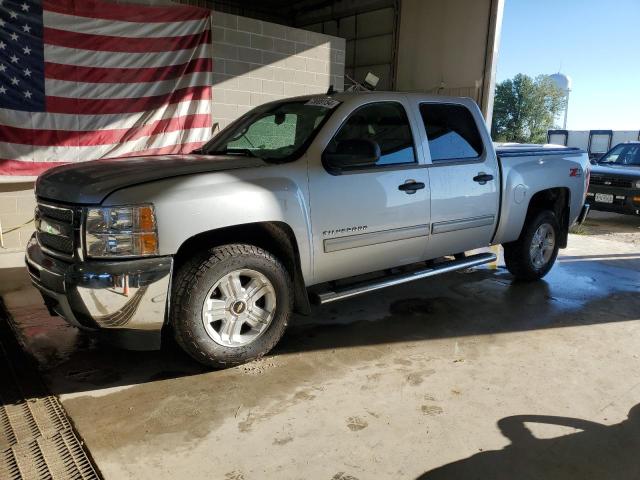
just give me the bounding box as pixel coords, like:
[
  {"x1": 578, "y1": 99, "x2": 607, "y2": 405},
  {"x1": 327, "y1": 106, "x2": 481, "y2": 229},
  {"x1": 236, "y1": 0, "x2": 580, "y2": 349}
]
[{"x1": 312, "y1": 252, "x2": 497, "y2": 305}]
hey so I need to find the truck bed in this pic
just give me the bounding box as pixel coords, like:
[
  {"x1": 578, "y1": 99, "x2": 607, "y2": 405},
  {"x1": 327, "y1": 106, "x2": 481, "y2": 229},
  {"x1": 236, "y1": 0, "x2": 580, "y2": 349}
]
[{"x1": 495, "y1": 143, "x2": 584, "y2": 157}]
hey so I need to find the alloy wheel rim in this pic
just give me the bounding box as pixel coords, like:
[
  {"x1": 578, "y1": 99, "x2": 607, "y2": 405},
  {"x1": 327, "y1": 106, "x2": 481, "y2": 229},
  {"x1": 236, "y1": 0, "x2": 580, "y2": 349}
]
[
  {"x1": 529, "y1": 223, "x2": 555, "y2": 269},
  {"x1": 201, "y1": 269, "x2": 276, "y2": 348}
]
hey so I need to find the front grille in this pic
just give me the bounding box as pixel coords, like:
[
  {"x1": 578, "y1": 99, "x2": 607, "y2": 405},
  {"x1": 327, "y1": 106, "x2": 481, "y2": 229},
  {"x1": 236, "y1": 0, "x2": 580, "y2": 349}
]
[
  {"x1": 35, "y1": 202, "x2": 77, "y2": 259},
  {"x1": 590, "y1": 176, "x2": 633, "y2": 188},
  {"x1": 37, "y1": 203, "x2": 73, "y2": 223},
  {"x1": 38, "y1": 232, "x2": 74, "y2": 255}
]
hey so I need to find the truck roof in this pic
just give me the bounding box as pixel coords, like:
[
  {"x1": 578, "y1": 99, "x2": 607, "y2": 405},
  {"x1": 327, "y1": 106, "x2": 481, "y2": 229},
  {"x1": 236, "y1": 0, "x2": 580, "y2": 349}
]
[{"x1": 273, "y1": 91, "x2": 480, "y2": 108}]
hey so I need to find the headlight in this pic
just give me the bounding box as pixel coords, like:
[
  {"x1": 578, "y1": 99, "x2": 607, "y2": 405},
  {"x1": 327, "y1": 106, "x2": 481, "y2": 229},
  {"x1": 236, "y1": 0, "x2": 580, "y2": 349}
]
[
  {"x1": 84, "y1": 205, "x2": 158, "y2": 258},
  {"x1": 634, "y1": 179, "x2": 640, "y2": 189}
]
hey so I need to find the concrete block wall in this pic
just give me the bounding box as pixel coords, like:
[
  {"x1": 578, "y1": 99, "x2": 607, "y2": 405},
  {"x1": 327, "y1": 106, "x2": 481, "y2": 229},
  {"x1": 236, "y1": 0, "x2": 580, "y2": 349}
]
[
  {"x1": 0, "y1": 183, "x2": 35, "y2": 256},
  {"x1": 211, "y1": 11, "x2": 346, "y2": 129}
]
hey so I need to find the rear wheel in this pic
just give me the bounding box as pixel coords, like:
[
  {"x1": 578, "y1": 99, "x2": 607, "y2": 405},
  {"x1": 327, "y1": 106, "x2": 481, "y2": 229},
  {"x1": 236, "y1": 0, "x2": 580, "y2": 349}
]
[
  {"x1": 171, "y1": 244, "x2": 292, "y2": 368},
  {"x1": 503, "y1": 210, "x2": 560, "y2": 281}
]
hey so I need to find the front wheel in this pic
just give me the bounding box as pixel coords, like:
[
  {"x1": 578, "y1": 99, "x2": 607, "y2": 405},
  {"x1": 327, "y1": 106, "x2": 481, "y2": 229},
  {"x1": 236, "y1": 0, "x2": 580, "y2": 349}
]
[
  {"x1": 171, "y1": 244, "x2": 293, "y2": 368},
  {"x1": 503, "y1": 210, "x2": 560, "y2": 281}
]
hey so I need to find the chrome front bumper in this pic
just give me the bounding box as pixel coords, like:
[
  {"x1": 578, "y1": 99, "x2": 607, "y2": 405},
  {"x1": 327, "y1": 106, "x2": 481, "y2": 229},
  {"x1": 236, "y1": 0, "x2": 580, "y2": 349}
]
[{"x1": 25, "y1": 234, "x2": 172, "y2": 348}]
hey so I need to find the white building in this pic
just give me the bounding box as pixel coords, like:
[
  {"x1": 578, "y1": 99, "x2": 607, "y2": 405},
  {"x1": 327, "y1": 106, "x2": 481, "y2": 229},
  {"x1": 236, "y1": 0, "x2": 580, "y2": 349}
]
[{"x1": 547, "y1": 130, "x2": 640, "y2": 158}]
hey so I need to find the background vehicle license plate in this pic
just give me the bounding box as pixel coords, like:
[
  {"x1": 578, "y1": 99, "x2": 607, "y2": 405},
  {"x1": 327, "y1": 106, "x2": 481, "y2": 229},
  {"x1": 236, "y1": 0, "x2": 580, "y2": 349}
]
[{"x1": 595, "y1": 193, "x2": 614, "y2": 203}]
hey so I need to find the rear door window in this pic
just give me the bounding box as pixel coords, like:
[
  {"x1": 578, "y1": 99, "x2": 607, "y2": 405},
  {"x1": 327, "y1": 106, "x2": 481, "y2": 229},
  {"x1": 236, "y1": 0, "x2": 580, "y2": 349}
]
[{"x1": 419, "y1": 103, "x2": 483, "y2": 162}]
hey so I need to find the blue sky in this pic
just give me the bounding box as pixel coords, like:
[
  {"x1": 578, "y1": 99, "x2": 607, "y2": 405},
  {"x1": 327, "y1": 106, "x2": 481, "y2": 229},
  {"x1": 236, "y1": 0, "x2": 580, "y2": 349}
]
[{"x1": 496, "y1": 0, "x2": 640, "y2": 130}]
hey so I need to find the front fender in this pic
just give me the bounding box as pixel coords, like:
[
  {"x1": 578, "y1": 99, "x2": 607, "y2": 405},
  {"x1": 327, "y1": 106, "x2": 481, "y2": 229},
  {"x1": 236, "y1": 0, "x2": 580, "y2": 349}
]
[{"x1": 102, "y1": 163, "x2": 313, "y2": 281}]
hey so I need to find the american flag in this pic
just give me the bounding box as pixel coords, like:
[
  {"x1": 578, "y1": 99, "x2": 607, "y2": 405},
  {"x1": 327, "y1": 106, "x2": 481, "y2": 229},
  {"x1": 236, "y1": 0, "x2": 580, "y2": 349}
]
[{"x1": 0, "y1": 0, "x2": 213, "y2": 176}]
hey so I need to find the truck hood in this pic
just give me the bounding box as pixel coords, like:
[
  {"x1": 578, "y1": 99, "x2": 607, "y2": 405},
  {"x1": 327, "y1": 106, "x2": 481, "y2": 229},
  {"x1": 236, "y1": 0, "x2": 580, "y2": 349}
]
[
  {"x1": 591, "y1": 163, "x2": 640, "y2": 179},
  {"x1": 35, "y1": 154, "x2": 268, "y2": 204}
]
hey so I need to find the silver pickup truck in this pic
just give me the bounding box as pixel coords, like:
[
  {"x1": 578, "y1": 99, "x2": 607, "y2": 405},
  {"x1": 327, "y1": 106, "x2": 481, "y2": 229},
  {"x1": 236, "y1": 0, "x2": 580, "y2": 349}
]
[{"x1": 27, "y1": 92, "x2": 590, "y2": 367}]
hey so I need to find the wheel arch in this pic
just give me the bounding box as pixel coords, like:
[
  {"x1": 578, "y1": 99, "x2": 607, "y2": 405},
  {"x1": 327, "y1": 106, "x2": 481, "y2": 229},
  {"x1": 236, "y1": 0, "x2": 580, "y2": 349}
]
[
  {"x1": 524, "y1": 187, "x2": 571, "y2": 248},
  {"x1": 172, "y1": 221, "x2": 311, "y2": 316}
]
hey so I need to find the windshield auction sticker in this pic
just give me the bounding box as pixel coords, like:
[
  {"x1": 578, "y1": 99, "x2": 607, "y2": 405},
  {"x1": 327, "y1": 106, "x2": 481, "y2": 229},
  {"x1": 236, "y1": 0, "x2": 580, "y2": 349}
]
[{"x1": 305, "y1": 98, "x2": 342, "y2": 109}]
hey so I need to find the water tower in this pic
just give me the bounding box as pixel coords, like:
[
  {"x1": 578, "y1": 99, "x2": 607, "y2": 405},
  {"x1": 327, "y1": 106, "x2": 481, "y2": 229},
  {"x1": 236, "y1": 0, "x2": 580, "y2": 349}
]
[{"x1": 549, "y1": 73, "x2": 572, "y2": 129}]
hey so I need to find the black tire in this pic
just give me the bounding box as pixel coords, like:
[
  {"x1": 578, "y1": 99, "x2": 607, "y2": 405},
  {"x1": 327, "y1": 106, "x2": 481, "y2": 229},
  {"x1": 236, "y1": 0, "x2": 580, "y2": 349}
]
[
  {"x1": 503, "y1": 210, "x2": 560, "y2": 281},
  {"x1": 171, "y1": 244, "x2": 293, "y2": 368}
]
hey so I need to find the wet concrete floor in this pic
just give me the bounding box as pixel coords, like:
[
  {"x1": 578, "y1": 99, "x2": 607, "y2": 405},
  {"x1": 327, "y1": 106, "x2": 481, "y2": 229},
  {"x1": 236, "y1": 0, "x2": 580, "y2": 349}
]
[{"x1": 1, "y1": 230, "x2": 639, "y2": 479}]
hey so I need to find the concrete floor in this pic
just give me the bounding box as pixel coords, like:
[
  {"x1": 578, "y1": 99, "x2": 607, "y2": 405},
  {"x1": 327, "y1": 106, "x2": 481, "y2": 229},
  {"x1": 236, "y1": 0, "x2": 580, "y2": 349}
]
[{"x1": 1, "y1": 213, "x2": 639, "y2": 479}]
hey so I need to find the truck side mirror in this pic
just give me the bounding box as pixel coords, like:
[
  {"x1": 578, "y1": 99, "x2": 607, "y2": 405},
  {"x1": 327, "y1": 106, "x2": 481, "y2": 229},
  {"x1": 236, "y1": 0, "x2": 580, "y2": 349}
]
[{"x1": 322, "y1": 139, "x2": 381, "y2": 173}]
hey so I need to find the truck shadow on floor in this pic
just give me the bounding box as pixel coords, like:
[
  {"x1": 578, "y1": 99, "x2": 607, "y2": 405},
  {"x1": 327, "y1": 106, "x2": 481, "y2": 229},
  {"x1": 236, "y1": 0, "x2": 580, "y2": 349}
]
[
  {"x1": 276, "y1": 255, "x2": 640, "y2": 355},
  {"x1": 418, "y1": 404, "x2": 640, "y2": 479},
  {"x1": 2, "y1": 253, "x2": 640, "y2": 396}
]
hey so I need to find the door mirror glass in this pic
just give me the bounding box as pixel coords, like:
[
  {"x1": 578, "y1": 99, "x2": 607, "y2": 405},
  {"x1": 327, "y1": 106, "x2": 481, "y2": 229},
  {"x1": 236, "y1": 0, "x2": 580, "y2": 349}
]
[{"x1": 323, "y1": 139, "x2": 381, "y2": 171}]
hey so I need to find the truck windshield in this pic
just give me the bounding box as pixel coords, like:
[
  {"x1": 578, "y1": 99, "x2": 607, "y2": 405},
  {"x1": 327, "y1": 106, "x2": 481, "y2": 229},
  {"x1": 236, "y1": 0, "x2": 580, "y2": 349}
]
[
  {"x1": 196, "y1": 100, "x2": 338, "y2": 162},
  {"x1": 598, "y1": 144, "x2": 640, "y2": 166}
]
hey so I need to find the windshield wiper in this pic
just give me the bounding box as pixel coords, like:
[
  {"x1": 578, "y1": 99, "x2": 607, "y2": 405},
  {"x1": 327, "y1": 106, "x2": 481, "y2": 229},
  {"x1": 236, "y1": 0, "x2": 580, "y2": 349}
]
[{"x1": 204, "y1": 149, "x2": 258, "y2": 158}]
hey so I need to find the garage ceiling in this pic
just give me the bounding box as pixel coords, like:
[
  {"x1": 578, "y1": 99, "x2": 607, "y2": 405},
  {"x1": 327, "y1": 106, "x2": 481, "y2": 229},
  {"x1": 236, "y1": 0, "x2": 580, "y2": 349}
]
[
  {"x1": 175, "y1": 0, "x2": 329, "y2": 25},
  {"x1": 178, "y1": 0, "x2": 394, "y2": 25}
]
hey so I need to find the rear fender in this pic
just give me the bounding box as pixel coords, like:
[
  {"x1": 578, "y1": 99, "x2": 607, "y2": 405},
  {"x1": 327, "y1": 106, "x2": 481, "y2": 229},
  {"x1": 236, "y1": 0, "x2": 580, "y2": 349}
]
[{"x1": 493, "y1": 152, "x2": 588, "y2": 246}]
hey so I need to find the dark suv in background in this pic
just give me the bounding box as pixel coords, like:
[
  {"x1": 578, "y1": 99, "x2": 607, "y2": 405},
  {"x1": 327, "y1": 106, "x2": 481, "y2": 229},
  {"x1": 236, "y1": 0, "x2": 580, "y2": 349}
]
[{"x1": 587, "y1": 142, "x2": 640, "y2": 216}]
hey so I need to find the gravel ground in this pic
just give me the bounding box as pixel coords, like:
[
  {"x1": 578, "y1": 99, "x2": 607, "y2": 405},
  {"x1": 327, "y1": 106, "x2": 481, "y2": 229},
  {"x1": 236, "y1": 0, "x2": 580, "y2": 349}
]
[{"x1": 577, "y1": 210, "x2": 640, "y2": 246}]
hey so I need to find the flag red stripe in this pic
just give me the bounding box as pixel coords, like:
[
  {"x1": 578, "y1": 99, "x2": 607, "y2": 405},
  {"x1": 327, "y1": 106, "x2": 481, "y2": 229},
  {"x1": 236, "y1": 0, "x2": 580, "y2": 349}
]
[
  {"x1": 0, "y1": 141, "x2": 206, "y2": 175},
  {"x1": 45, "y1": 86, "x2": 212, "y2": 115},
  {"x1": 44, "y1": 58, "x2": 212, "y2": 84},
  {"x1": 0, "y1": 160, "x2": 69, "y2": 176},
  {"x1": 0, "y1": 114, "x2": 211, "y2": 147},
  {"x1": 43, "y1": 0, "x2": 210, "y2": 22},
  {"x1": 43, "y1": 27, "x2": 211, "y2": 53}
]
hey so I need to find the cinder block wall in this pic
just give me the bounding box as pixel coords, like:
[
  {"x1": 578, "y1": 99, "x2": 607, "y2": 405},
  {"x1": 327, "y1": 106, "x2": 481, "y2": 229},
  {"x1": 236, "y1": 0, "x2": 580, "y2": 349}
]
[
  {"x1": 0, "y1": 183, "x2": 36, "y2": 254},
  {"x1": 211, "y1": 11, "x2": 345, "y2": 129},
  {"x1": 0, "y1": 10, "x2": 346, "y2": 259}
]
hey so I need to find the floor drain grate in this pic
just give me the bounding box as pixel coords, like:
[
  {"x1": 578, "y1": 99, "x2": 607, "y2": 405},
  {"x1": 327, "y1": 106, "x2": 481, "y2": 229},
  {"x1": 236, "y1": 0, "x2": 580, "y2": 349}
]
[
  {"x1": 0, "y1": 305, "x2": 100, "y2": 480},
  {"x1": 0, "y1": 399, "x2": 98, "y2": 480},
  {"x1": 1, "y1": 429, "x2": 98, "y2": 480}
]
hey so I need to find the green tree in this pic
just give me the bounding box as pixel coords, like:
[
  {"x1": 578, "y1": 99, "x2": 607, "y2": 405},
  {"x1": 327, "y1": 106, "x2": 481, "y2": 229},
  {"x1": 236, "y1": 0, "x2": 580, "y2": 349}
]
[{"x1": 491, "y1": 74, "x2": 567, "y2": 143}]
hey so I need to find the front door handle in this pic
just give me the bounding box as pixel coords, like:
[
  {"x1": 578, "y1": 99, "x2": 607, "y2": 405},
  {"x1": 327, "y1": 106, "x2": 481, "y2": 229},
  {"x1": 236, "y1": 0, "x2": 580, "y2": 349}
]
[
  {"x1": 473, "y1": 173, "x2": 494, "y2": 184},
  {"x1": 398, "y1": 181, "x2": 425, "y2": 194}
]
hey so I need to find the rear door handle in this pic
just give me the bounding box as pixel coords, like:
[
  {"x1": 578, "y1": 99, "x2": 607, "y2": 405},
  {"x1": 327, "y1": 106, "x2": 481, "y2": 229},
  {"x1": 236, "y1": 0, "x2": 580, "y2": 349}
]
[
  {"x1": 473, "y1": 173, "x2": 494, "y2": 184},
  {"x1": 398, "y1": 181, "x2": 425, "y2": 194}
]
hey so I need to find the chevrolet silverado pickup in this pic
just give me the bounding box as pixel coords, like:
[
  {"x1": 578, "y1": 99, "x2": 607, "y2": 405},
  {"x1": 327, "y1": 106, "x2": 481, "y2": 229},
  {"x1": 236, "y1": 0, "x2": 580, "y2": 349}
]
[
  {"x1": 587, "y1": 141, "x2": 640, "y2": 215},
  {"x1": 26, "y1": 92, "x2": 590, "y2": 367}
]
